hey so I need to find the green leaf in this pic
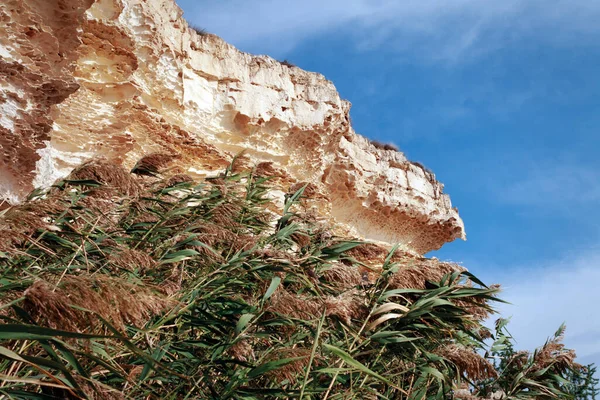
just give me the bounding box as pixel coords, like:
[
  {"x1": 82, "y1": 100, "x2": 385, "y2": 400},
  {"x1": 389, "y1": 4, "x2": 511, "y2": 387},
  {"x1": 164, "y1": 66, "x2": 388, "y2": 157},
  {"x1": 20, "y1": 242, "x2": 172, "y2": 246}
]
[
  {"x1": 460, "y1": 271, "x2": 490, "y2": 288},
  {"x1": 53, "y1": 341, "x2": 89, "y2": 378},
  {"x1": 248, "y1": 356, "x2": 306, "y2": 379},
  {"x1": 41, "y1": 233, "x2": 78, "y2": 250},
  {"x1": 554, "y1": 322, "x2": 566, "y2": 338},
  {"x1": 63, "y1": 179, "x2": 102, "y2": 187},
  {"x1": 382, "y1": 244, "x2": 400, "y2": 269},
  {"x1": 323, "y1": 344, "x2": 395, "y2": 387},
  {"x1": 0, "y1": 346, "x2": 83, "y2": 395},
  {"x1": 283, "y1": 185, "x2": 307, "y2": 214},
  {"x1": 140, "y1": 344, "x2": 171, "y2": 381},
  {"x1": 0, "y1": 389, "x2": 68, "y2": 399},
  {"x1": 0, "y1": 345, "x2": 26, "y2": 362},
  {"x1": 0, "y1": 324, "x2": 112, "y2": 340},
  {"x1": 262, "y1": 276, "x2": 281, "y2": 303},
  {"x1": 236, "y1": 313, "x2": 254, "y2": 334},
  {"x1": 419, "y1": 366, "x2": 445, "y2": 381},
  {"x1": 313, "y1": 367, "x2": 353, "y2": 374},
  {"x1": 159, "y1": 249, "x2": 200, "y2": 264},
  {"x1": 370, "y1": 331, "x2": 419, "y2": 344}
]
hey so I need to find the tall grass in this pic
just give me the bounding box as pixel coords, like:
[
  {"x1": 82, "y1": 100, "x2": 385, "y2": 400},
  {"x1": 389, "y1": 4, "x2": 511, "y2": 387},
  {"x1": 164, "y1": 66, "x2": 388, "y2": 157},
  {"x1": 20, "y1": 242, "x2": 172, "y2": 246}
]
[{"x1": 0, "y1": 158, "x2": 594, "y2": 399}]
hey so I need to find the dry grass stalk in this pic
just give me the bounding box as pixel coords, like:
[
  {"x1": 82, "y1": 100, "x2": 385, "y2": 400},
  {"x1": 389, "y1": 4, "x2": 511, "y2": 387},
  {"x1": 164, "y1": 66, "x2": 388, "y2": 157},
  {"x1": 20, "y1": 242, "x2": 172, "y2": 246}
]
[
  {"x1": 454, "y1": 388, "x2": 485, "y2": 400},
  {"x1": 254, "y1": 162, "x2": 283, "y2": 178},
  {"x1": 346, "y1": 243, "x2": 413, "y2": 266},
  {"x1": 321, "y1": 262, "x2": 363, "y2": 289},
  {"x1": 288, "y1": 182, "x2": 321, "y2": 199},
  {"x1": 388, "y1": 258, "x2": 463, "y2": 290},
  {"x1": 509, "y1": 350, "x2": 530, "y2": 371},
  {"x1": 324, "y1": 289, "x2": 368, "y2": 325},
  {"x1": 291, "y1": 232, "x2": 312, "y2": 248},
  {"x1": 0, "y1": 194, "x2": 67, "y2": 250},
  {"x1": 457, "y1": 294, "x2": 495, "y2": 321},
  {"x1": 77, "y1": 186, "x2": 125, "y2": 217},
  {"x1": 265, "y1": 348, "x2": 312, "y2": 384},
  {"x1": 75, "y1": 377, "x2": 126, "y2": 400},
  {"x1": 24, "y1": 275, "x2": 174, "y2": 333},
  {"x1": 206, "y1": 177, "x2": 228, "y2": 196},
  {"x1": 210, "y1": 201, "x2": 243, "y2": 227},
  {"x1": 477, "y1": 327, "x2": 493, "y2": 340},
  {"x1": 229, "y1": 338, "x2": 256, "y2": 363},
  {"x1": 230, "y1": 153, "x2": 253, "y2": 174},
  {"x1": 191, "y1": 222, "x2": 258, "y2": 254},
  {"x1": 268, "y1": 288, "x2": 366, "y2": 325},
  {"x1": 268, "y1": 289, "x2": 322, "y2": 320},
  {"x1": 38, "y1": 376, "x2": 126, "y2": 400},
  {"x1": 388, "y1": 258, "x2": 496, "y2": 320},
  {"x1": 252, "y1": 248, "x2": 298, "y2": 267},
  {"x1": 164, "y1": 173, "x2": 194, "y2": 187},
  {"x1": 346, "y1": 243, "x2": 389, "y2": 261},
  {"x1": 68, "y1": 159, "x2": 141, "y2": 197},
  {"x1": 158, "y1": 266, "x2": 184, "y2": 296},
  {"x1": 131, "y1": 153, "x2": 179, "y2": 177},
  {"x1": 0, "y1": 228, "x2": 27, "y2": 252},
  {"x1": 532, "y1": 336, "x2": 579, "y2": 372},
  {"x1": 122, "y1": 197, "x2": 161, "y2": 225},
  {"x1": 436, "y1": 344, "x2": 497, "y2": 380},
  {"x1": 3, "y1": 159, "x2": 579, "y2": 399},
  {"x1": 108, "y1": 247, "x2": 157, "y2": 273}
]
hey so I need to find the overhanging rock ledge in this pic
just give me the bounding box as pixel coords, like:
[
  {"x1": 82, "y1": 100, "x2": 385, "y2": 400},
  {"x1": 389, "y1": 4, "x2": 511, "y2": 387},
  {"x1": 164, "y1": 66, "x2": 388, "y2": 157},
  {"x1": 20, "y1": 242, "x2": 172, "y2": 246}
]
[{"x1": 0, "y1": 0, "x2": 465, "y2": 254}]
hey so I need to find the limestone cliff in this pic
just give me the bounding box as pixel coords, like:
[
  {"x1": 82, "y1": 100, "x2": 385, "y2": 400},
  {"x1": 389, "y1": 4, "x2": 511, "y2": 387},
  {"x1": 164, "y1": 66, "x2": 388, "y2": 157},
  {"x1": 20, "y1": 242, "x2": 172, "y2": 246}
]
[{"x1": 0, "y1": 0, "x2": 464, "y2": 254}]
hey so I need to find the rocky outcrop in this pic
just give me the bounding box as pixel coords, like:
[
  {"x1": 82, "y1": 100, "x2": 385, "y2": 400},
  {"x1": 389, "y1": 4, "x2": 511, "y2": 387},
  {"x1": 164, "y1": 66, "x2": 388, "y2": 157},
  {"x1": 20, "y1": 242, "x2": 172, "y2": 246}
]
[{"x1": 0, "y1": 0, "x2": 465, "y2": 254}]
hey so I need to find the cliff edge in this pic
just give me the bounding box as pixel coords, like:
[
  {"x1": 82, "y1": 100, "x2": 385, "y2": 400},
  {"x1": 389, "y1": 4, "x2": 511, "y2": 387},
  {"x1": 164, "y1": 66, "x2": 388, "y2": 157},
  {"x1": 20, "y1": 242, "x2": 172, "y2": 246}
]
[{"x1": 0, "y1": 0, "x2": 464, "y2": 254}]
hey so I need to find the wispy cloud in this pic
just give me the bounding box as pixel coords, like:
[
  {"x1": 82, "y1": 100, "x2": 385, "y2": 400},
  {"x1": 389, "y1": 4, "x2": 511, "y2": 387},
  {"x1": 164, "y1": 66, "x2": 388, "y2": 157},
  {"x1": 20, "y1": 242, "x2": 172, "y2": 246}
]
[
  {"x1": 495, "y1": 161, "x2": 600, "y2": 208},
  {"x1": 183, "y1": 0, "x2": 600, "y2": 62},
  {"x1": 492, "y1": 246, "x2": 600, "y2": 369}
]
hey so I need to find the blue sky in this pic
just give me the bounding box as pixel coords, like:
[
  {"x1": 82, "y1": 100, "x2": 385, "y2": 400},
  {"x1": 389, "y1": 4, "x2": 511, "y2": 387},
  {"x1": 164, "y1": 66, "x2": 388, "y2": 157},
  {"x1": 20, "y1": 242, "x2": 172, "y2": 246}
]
[{"x1": 177, "y1": 0, "x2": 600, "y2": 369}]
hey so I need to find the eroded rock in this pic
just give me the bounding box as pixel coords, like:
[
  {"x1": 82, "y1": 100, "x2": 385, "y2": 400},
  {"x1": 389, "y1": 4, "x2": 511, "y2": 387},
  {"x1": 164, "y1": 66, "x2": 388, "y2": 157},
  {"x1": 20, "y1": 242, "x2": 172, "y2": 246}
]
[{"x1": 0, "y1": 0, "x2": 465, "y2": 254}]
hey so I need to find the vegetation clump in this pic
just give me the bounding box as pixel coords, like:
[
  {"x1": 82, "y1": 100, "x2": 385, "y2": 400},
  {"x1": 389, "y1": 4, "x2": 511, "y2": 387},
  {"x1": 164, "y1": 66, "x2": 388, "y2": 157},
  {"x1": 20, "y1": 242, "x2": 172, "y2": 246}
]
[
  {"x1": 0, "y1": 158, "x2": 596, "y2": 399},
  {"x1": 280, "y1": 59, "x2": 296, "y2": 68},
  {"x1": 370, "y1": 140, "x2": 399, "y2": 152},
  {"x1": 190, "y1": 25, "x2": 209, "y2": 36}
]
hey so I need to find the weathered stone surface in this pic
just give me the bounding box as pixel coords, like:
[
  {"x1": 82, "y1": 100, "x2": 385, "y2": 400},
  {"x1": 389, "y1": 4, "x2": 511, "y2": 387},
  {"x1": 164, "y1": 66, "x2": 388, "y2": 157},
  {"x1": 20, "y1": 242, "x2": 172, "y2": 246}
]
[{"x1": 0, "y1": 0, "x2": 465, "y2": 254}]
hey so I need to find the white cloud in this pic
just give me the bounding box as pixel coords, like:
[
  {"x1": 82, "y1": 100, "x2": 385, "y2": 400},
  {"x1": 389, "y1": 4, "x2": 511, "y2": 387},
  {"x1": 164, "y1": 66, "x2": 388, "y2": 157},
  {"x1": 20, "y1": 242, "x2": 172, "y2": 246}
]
[
  {"x1": 490, "y1": 246, "x2": 600, "y2": 368},
  {"x1": 497, "y1": 161, "x2": 600, "y2": 208},
  {"x1": 181, "y1": 0, "x2": 600, "y2": 62}
]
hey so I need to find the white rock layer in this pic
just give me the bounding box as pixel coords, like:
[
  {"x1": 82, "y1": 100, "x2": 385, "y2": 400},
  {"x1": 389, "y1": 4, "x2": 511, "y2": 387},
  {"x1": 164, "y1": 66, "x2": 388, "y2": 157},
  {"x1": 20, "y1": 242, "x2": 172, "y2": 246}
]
[{"x1": 0, "y1": 0, "x2": 465, "y2": 254}]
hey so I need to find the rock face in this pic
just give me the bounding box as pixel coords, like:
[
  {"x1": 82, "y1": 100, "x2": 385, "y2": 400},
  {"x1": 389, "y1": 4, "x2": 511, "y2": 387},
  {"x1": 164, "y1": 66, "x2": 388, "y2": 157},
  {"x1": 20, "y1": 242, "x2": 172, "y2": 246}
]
[{"x1": 0, "y1": 0, "x2": 465, "y2": 254}]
